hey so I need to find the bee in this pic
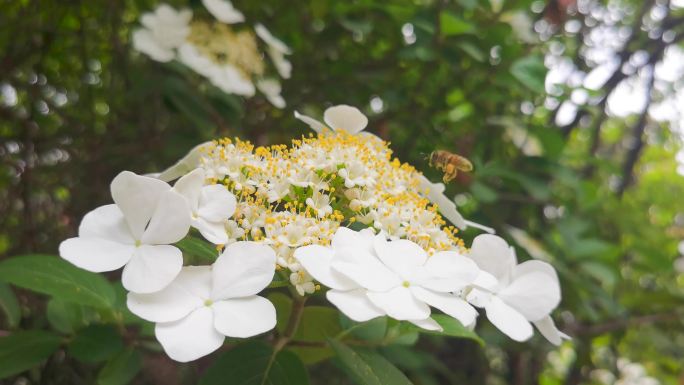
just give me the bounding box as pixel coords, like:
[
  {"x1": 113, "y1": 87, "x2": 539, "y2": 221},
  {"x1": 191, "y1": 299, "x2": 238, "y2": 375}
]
[{"x1": 428, "y1": 150, "x2": 473, "y2": 183}]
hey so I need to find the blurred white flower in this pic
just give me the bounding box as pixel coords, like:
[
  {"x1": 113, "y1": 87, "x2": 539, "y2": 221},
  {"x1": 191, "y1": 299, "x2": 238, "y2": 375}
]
[
  {"x1": 60, "y1": 171, "x2": 191, "y2": 293},
  {"x1": 127, "y1": 242, "x2": 276, "y2": 362},
  {"x1": 466, "y1": 234, "x2": 569, "y2": 344},
  {"x1": 173, "y1": 169, "x2": 237, "y2": 244},
  {"x1": 255, "y1": 23, "x2": 292, "y2": 79},
  {"x1": 202, "y1": 0, "x2": 244, "y2": 24},
  {"x1": 133, "y1": 5, "x2": 192, "y2": 62},
  {"x1": 208, "y1": 63, "x2": 256, "y2": 96},
  {"x1": 256, "y1": 79, "x2": 286, "y2": 108},
  {"x1": 133, "y1": 4, "x2": 290, "y2": 107}
]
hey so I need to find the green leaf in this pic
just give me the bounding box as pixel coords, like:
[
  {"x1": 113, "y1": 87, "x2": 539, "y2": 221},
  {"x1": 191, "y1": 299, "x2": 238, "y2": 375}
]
[
  {"x1": 439, "y1": 11, "x2": 475, "y2": 36},
  {"x1": 0, "y1": 255, "x2": 116, "y2": 309},
  {"x1": 46, "y1": 298, "x2": 96, "y2": 334},
  {"x1": 510, "y1": 55, "x2": 547, "y2": 93},
  {"x1": 406, "y1": 315, "x2": 483, "y2": 345},
  {"x1": 328, "y1": 339, "x2": 413, "y2": 385},
  {"x1": 69, "y1": 324, "x2": 123, "y2": 363},
  {"x1": 0, "y1": 282, "x2": 20, "y2": 328},
  {"x1": 199, "y1": 341, "x2": 309, "y2": 385},
  {"x1": 0, "y1": 330, "x2": 62, "y2": 379},
  {"x1": 176, "y1": 236, "x2": 219, "y2": 263},
  {"x1": 290, "y1": 306, "x2": 342, "y2": 364},
  {"x1": 339, "y1": 316, "x2": 388, "y2": 342},
  {"x1": 97, "y1": 348, "x2": 142, "y2": 385},
  {"x1": 456, "y1": 41, "x2": 486, "y2": 62},
  {"x1": 162, "y1": 77, "x2": 214, "y2": 132},
  {"x1": 470, "y1": 181, "x2": 498, "y2": 203}
]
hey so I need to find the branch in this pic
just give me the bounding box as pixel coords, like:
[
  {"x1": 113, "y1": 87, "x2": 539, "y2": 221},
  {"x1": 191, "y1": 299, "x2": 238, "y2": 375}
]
[
  {"x1": 273, "y1": 296, "x2": 306, "y2": 352},
  {"x1": 615, "y1": 65, "x2": 656, "y2": 196}
]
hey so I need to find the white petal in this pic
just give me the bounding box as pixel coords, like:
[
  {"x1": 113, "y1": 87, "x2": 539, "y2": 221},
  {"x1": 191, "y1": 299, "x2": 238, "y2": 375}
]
[
  {"x1": 499, "y1": 270, "x2": 560, "y2": 321},
  {"x1": 373, "y1": 236, "x2": 427, "y2": 280},
  {"x1": 468, "y1": 234, "x2": 517, "y2": 283},
  {"x1": 212, "y1": 296, "x2": 276, "y2": 338},
  {"x1": 533, "y1": 316, "x2": 570, "y2": 346},
  {"x1": 78, "y1": 204, "x2": 135, "y2": 244},
  {"x1": 512, "y1": 260, "x2": 558, "y2": 280},
  {"x1": 323, "y1": 105, "x2": 368, "y2": 134},
  {"x1": 267, "y1": 48, "x2": 292, "y2": 79},
  {"x1": 141, "y1": 190, "x2": 191, "y2": 245},
  {"x1": 110, "y1": 171, "x2": 171, "y2": 239},
  {"x1": 211, "y1": 242, "x2": 276, "y2": 299},
  {"x1": 59, "y1": 238, "x2": 134, "y2": 273},
  {"x1": 366, "y1": 286, "x2": 430, "y2": 321},
  {"x1": 465, "y1": 287, "x2": 493, "y2": 308},
  {"x1": 418, "y1": 175, "x2": 467, "y2": 229},
  {"x1": 198, "y1": 185, "x2": 236, "y2": 222},
  {"x1": 254, "y1": 24, "x2": 291, "y2": 54},
  {"x1": 294, "y1": 111, "x2": 327, "y2": 134},
  {"x1": 332, "y1": 227, "x2": 375, "y2": 255},
  {"x1": 178, "y1": 44, "x2": 216, "y2": 77},
  {"x1": 174, "y1": 168, "x2": 205, "y2": 212},
  {"x1": 410, "y1": 287, "x2": 478, "y2": 327},
  {"x1": 122, "y1": 245, "x2": 183, "y2": 293},
  {"x1": 293, "y1": 245, "x2": 357, "y2": 290},
  {"x1": 257, "y1": 79, "x2": 286, "y2": 109},
  {"x1": 158, "y1": 142, "x2": 213, "y2": 182},
  {"x1": 132, "y1": 29, "x2": 175, "y2": 62},
  {"x1": 326, "y1": 289, "x2": 384, "y2": 322},
  {"x1": 485, "y1": 296, "x2": 533, "y2": 342},
  {"x1": 409, "y1": 317, "x2": 443, "y2": 332},
  {"x1": 202, "y1": 0, "x2": 245, "y2": 24},
  {"x1": 194, "y1": 217, "x2": 228, "y2": 245},
  {"x1": 155, "y1": 307, "x2": 224, "y2": 362},
  {"x1": 127, "y1": 266, "x2": 210, "y2": 322},
  {"x1": 323, "y1": 104, "x2": 368, "y2": 134},
  {"x1": 209, "y1": 64, "x2": 255, "y2": 96},
  {"x1": 472, "y1": 271, "x2": 499, "y2": 291},
  {"x1": 332, "y1": 247, "x2": 400, "y2": 292},
  {"x1": 416, "y1": 251, "x2": 479, "y2": 292}
]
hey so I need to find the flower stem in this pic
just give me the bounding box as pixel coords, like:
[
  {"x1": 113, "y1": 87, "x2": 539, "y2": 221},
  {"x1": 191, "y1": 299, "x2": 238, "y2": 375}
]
[{"x1": 274, "y1": 296, "x2": 307, "y2": 352}]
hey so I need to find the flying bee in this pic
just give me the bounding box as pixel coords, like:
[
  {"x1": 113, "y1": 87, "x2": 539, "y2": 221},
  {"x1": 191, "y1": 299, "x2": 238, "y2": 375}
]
[{"x1": 428, "y1": 150, "x2": 473, "y2": 183}]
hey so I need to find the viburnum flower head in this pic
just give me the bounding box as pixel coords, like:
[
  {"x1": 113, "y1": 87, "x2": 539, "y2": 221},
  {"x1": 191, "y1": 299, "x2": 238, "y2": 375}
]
[
  {"x1": 295, "y1": 227, "x2": 480, "y2": 330},
  {"x1": 59, "y1": 171, "x2": 191, "y2": 293},
  {"x1": 127, "y1": 242, "x2": 277, "y2": 362},
  {"x1": 466, "y1": 234, "x2": 569, "y2": 345}
]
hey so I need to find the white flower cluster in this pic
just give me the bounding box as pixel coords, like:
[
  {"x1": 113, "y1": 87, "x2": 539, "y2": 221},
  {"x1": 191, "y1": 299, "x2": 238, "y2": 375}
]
[
  {"x1": 133, "y1": 0, "x2": 290, "y2": 107},
  {"x1": 59, "y1": 104, "x2": 568, "y2": 362}
]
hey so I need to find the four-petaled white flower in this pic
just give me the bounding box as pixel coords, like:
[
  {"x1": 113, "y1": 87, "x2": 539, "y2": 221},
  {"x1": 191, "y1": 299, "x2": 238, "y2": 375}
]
[
  {"x1": 60, "y1": 171, "x2": 191, "y2": 293},
  {"x1": 296, "y1": 227, "x2": 480, "y2": 330},
  {"x1": 132, "y1": 5, "x2": 192, "y2": 62},
  {"x1": 294, "y1": 105, "x2": 369, "y2": 135},
  {"x1": 127, "y1": 242, "x2": 277, "y2": 362},
  {"x1": 465, "y1": 234, "x2": 569, "y2": 345},
  {"x1": 173, "y1": 168, "x2": 237, "y2": 244},
  {"x1": 202, "y1": 0, "x2": 244, "y2": 24}
]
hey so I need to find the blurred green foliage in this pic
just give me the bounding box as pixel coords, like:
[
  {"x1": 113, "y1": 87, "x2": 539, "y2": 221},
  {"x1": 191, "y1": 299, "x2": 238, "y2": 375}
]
[{"x1": 1, "y1": 0, "x2": 683, "y2": 384}]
